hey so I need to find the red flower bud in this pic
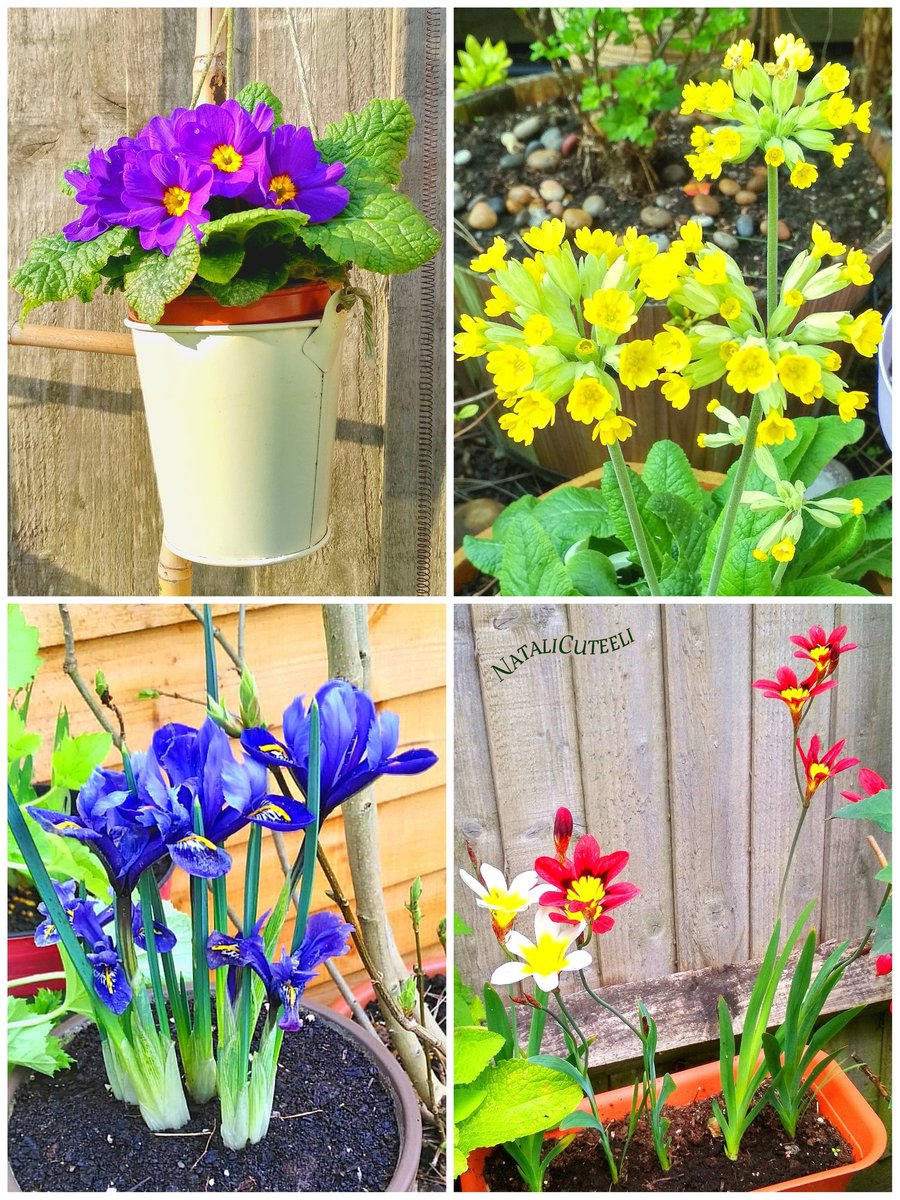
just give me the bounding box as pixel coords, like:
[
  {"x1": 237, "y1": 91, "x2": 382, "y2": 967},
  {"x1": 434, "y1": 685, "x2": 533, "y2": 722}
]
[
  {"x1": 876, "y1": 953, "x2": 892, "y2": 976},
  {"x1": 554, "y1": 807, "x2": 574, "y2": 860}
]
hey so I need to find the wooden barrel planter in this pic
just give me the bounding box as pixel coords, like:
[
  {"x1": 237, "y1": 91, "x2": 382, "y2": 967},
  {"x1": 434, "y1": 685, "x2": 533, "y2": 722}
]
[{"x1": 455, "y1": 74, "x2": 892, "y2": 479}]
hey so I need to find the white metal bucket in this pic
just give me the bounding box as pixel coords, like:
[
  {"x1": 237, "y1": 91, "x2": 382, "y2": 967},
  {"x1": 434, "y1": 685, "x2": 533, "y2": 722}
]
[{"x1": 126, "y1": 290, "x2": 346, "y2": 566}]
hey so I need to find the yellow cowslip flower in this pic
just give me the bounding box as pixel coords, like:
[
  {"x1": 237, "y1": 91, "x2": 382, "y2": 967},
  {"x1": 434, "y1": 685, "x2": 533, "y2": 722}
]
[
  {"x1": 830, "y1": 143, "x2": 852, "y2": 167},
  {"x1": 690, "y1": 125, "x2": 712, "y2": 152},
  {"x1": 784, "y1": 289, "x2": 805, "y2": 308},
  {"x1": 486, "y1": 345, "x2": 533, "y2": 393},
  {"x1": 719, "y1": 297, "x2": 741, "y2": 321},
  {"x1": 618, "y1": 339, "x2": 659, "y2": 390},
  {"x1": 484, "y1": 286, "x2": 516, "y2": 317},
  {"x1": 566, "y1": 377, "x2": 613, "y2": 424},
  {"x1": 851, "y1": 498, "x2": 864, "y2": 516},
  {"x1": 764, "y1": 145, "x2": 786, "y2": 167},
  {"x1": 823, "y1": 92, "x2": 855, "y2": 128},
  {"x1": 852, "y1": 101, "x2": 871, "y2": 133},
  {"x1": 766, "y1": 34, "x2": 814, "y2": 77},
  {"x1": 810, "y1": 223, "x2": 846, "y2": 258},
  {"x1": 583, "y1": 288, "x2": 637, "y2": 334},
  {"x1": 713, "y1": 127, "x2": 742, "y2": 161},
  {"x1": 772, "y1": 537, "x2": 796, "y2": 563},
  {"x1": 515, "y1": 389, "x2": 556, "y2": 429},
  {"x1": 720, "y1": 340, "x2": 739, "y2": 362},
  {"x1": 523, "y1": 314, "x2": 553, "y2": 346},
  {"x1": 753, "y1": 548, "x2": 769, "y2": 562},
  {"x1": 726, "y1": 345, "x2": 776, "y2": 393},
  {"x1": 660, "y1": 372, "x2": 691, "y2": 410},
  {"x1": 836, "y1": 390, "x2": 869, "y2": 422},
  {"x1": 840, "y1": 309, "x2": 883, "y2": 358},
  {"x1": 776, "y1": 353, "x2": 821, "y2": 399},
  {"x1": 521, "y1": 254, "x2": 546, "y2": 284},
  {"x1": 575, "y1": 338, "x2": 597, "y2": 358},
  {"x1": 679, "y1": 220, "x2": 703, "y2": 254},
  {"x1": 697, "y1": 433, "x2": 707, "y2": 447},
  {"x1": 705, "y1": 79, "x2": 736, "y2": 115},
  {"x1": 681, "y1": 80, "x2": 709, "y2": 115},
  {"x1": 789, "y1": 161, "x2": 818, "y2": 189},
  {"x1": 723, "y1": 39, "x2": 753, "y2": 70},
  {"x1": 574, "y1": 227, "x2": 620, "y2": 260},
  {"x1": 821, "y1": 62, "x2": 850, "y2": 92},
  {"x1": 522, "y1": 218, "x2": 567, "y2": 255},
  {"x1": 622, "y1": 227, "x2": 658, "y2": 266},
  {"x1": 707, "y1": 399, "x2": 720, "y2": 413},
  {"x1": 842, "y1": 248, "x2": 873, "y2": 287},
  {"x1": 694, "y1": 249, "x2": 728, "y2": 287},
  {"x1": 757, "y1": 411, "x2": 798, "y2": 446},
  {"x1": 686, "y1": 149, "x2": 723, "y2": 181},
  {"x1": 454, "y1": 314, "x2": 488, "y2": 360},
  {"x1": 498, "y1": 410, "x2": 536, "y2": 446},
  {"x1": 654, "y1": 323, "x2": 691, "y2": 372},
  {"x1": 470, "y1": 236, "x2": 508, "y2": 273},
  {"x1": 592, "y1": 413, "x2": 637, "y2": 446},
  {"x1": 824, "y1": 350, "x2": 842, "y2": 371},
  {"x1": 639, "y1": 251, "x2": 685, "y2": 301}
]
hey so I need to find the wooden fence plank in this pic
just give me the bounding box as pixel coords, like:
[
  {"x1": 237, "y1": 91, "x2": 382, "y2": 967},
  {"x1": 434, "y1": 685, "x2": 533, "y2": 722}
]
[
  {"x1": 663, "y1": 606, "x2": 752, "y2": 970},
  {"x1": 568, "y1": 605, "x2": 677, "y2": 986}
]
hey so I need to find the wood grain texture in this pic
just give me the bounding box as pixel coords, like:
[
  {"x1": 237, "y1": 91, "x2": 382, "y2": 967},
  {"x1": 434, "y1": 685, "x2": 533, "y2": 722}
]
[{"x1": 8, "y1": 7, "x2": 445, "y2": 597}]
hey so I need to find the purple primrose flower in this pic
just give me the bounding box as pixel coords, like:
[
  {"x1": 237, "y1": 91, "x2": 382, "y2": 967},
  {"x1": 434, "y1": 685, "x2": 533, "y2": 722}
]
[
  {"x1": 62, "y1": 140, "x2": 134, "y2": 242},
  {"x1": 121, "y1": 151, "x2": 215, "y2": 254},
  {"x1": 248, "y1": 123, "x2": 349, "y2": 221},
  {"x1": 241, "y1": 681, "x2": 438, "y2": 819},
  {"x1": 172, "y1": 99, "x2": 273, "y2": 197}
]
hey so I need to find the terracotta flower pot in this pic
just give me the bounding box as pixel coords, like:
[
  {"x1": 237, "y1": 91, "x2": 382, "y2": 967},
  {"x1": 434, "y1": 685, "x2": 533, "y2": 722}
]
[
  {"x1": 460, "y1": 1052, "x2": 886, "y2": 1193},
  {"x1": 330, "y1": 955, "x2": 447, "y2": 1019},
  {"x1": 127, "y1": 280, "x2": 334, "y2": 327},
  {"x1": 7, "y1": 860, "x2": 176, "y2": 998},
  {"x1": 8, "y1": 997, "x2": 423, "y2": 1192}
]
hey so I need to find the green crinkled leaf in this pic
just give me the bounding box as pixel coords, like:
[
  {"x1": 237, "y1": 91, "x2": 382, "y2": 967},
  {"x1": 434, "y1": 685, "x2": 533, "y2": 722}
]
[
  {"x1": 600, "y1": 462, "x2": 666, "y2": 572},
  {"x1": 51, "y1": 732, "x2": 112, "y2": 790},
  {"x1": 60, "y1": 159, "x2": 89, "y2": 198},
  {"x1": 196, "y1": 240, "x2": 245, "y2": 284},
  {"x1": 564, "y1": 549, "x2": 623, "y2": 595},
  {"x1": 455, "y1": 1082, "x2": 488, "y2": 1122},
  {"x1": 298, "y1": 182, "x2": 440, "y2": 276},
  {"x1": 455, "y1": 1026, "x2": 505, "y2": 1086},
  {"x1": 533, "y1": 486, "x2": 613, "y2": 549},
  {"x1": 793, "y1": 516, "x2": 866, "y2": 579},
  {"x1": 234, "y1": 81, "x2": 283, "y2": 126},
  {"x1": 779, "y1": 575, "x2": 873, "y2": 597},
  {"x1": 456, "y1": 1058, "x2": 583, "y2": 1155},
  {"x1": 832, "y1": 789, "x2": 892, "y2": 832},
  {"x1": 123, "y1": 228, "x2": 201, "y2": 324},
  {"x1": 201, "y1": 207, "x2": 309, "y2": 243},
  {"x1": 658, "y1": 555, "x2": 699, "y2": 595},
  {"x1": 837, "y1": 540, "x2": 892, "y2": 583},
  {"x1": 499, "y1": 514, "x2": 579, "y2": 597},
  {"x1": 317, "y1": 98, "x2": 416, "y2": 186},
  {"x1": 8, "y1": 707, "x2": 41, "y2": 761},
  {"x1": 818, "y1": 476, "x2": 893, "y2": 511},
  {"x1": 780, "y1": 416, "x2": 863, "y2": 486},
  {"x1": 715, "y1": 537, "x2": 773, "y2": 596},
  {"x1": 642, "y1": 440, "x2": 705, "y2": 509},
  {"x1": 647, "y1": 491, "x2": 713, "y2": 577},
  {"x1": 9, "y1": 605, "x2": 41, "y2": 690},
  {"x1": 11, "y1": 226, "x2": 137, "y2": 318},
  {"x1": 463, "y1": 534, "x2": 503, "y2": 578},
  {"x1": 199, "y1": 262, "x2": 289, "y2": 308}
]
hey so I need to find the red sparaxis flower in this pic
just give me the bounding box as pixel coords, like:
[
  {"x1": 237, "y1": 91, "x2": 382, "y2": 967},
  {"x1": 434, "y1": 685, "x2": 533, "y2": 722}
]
[
  {"x1": 553, "y1": 806, "x2": 574, "y2": 861},
  {"x1": 840, "y1": 767, "x2": 889, "y2": 804},
  {"x1": 876, "y1": 953, "x2": 892, "y2": 976},
  {"x1": 535, "y1": 834, "x2": 639, "y2": 934},
  {"x1": 752, "y1": 665, "x2": 835, "y2": 727},
  {"x1": 789, "y1": 625, "x2": 857, "y2": 679},
  {"x1": 796, "y1": 735, "x2": 859, "y2": 804}
]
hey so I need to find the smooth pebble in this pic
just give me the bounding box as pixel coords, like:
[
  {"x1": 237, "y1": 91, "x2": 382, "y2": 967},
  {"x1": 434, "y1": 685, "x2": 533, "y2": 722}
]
[
  {"x1": 454, "y1": 148, "x2": 472, "y2": 167},
  {"x1": 526, "y1": 148, "x2": 561, "y2": 171},
  {"x1": 539, "y1": 179, "x2": 566, "y2": 202},
  {"x1": 582, "y1": 194, "x2": 606, "y2": 218},
  {"x1": 563, "y1": 207, "x2": 592, "y2": 232},
  {"x1": 499, "y1": 152, "x2": 525, "y2": 170},
  {"x1": 467, "y1": 201, "x2": 497, "y2": 231},
  {"x1": 712, "y1": 230, "x2": 739, "y2": 251},
  {"x1": 513, "y1": 115, "x2": 544, "y2": 141},
  {"x1": 736, "y1": 214, "x2": 755, "y2": 237},
  {"x1": 640, "y1": 205, "x2": 673, "y2": 229},
  {"x1": 692, "y1": 193, "x2": 720, "y2": 216}
]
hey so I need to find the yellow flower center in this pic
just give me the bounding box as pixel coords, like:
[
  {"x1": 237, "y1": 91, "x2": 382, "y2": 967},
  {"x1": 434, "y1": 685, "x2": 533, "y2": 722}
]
[
  {"x1": 809, "y1": 763, "x2": 830, "y2": 786},
  {"x1": 484, "y1": 885, "x2": 526, "y2": 928},
  {"x1": 567, "y1": 875, "x2": 605, "y2": 907},
  {"x1": 781, "y1": 686, "x2": 810, "y2": 711},
  {"x1": 162, "y1": 186, "x2": 191, "y2": 217},
  {"x1": 521, "y1": 932, "x2": 571, "y2": 978},
  {"x1": 211, "y1": 143, "x2": 243, "y2": 173},
  {"x1": 268, "y1": 173, "x2": 298, "y2": 206}
]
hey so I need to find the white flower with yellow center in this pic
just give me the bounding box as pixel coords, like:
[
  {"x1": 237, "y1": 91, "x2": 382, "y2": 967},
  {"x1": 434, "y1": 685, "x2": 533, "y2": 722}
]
[
  {"x1": 459, "y1": 863, "x2": 543, "y2": 930},
  {"x1": 490, "y1": 908, "x2": 593, "y2": 992}
]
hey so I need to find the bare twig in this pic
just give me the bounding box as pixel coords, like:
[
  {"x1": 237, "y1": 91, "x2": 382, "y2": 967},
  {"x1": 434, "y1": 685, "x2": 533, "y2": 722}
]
[
  {"x1": 184, "y1": 604, "x2": 244, "y2": 673},
  {"x1": 190, "y1": 1120, "x2": 217, "y2": 1171},
  {"x1": 867, "y1": 835, "x2": 889, "y2": 871},
  {"x1": 58, "y1": 605, "x2": 126, "y2": 751}
]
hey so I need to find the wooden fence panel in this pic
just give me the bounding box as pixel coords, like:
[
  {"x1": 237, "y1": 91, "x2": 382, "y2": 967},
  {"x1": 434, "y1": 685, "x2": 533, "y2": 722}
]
[{"x1": 8, "y1": 7, "x2": 444, "y2": 597}]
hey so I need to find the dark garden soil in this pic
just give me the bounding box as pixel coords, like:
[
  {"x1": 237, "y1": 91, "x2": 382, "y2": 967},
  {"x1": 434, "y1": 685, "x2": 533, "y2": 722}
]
[
  {"x1": 9, "y1": 1009, "x2": 400, "y2": 1192},
  {"x1": 455, "y1": 101, "x2": 887, "y2": 283},
  {"x1": 361, "y1": 972, "x2": 447, "y2": 1192},
  {"x1": 482, "y1": 1091, "x2": 854, "y2": 1192},
  {"x1": 8, "y1": 879, "x2": 42, "y2": 934}
]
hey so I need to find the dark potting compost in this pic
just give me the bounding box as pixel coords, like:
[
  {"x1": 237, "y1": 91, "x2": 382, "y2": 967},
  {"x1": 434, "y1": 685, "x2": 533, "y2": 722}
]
[
  {"x1": 482, "y1": 1092, "x2": 854, "y2": 1192},
  {"x1": 363, "y1": 972, "x2": 447, "y2": 1192},
  {"x1": 9, "y1": 1010, "x2": 400, "y2": 1192},
  {"x1": 8, "y1": 880, "x2": 42, "y2": 934}
]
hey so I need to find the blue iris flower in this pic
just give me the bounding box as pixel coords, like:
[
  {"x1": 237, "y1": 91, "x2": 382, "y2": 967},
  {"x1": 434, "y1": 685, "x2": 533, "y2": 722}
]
[
  {"x1": 28, "y1": 718, "x2": 313, "y2": 893},
  {"x1": 206, "y1": 910, "x2": 352, "y2": 1030},
  {"x1": 241, "y1": 681, "x2": 438, "y2": 820}
]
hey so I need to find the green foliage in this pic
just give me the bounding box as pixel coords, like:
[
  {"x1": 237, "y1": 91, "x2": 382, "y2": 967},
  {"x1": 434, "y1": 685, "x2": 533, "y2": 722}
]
[
  {"x1": 8, "y1": 605, "x2": 42, "y2": 691},
  {"x1": 123, "y1": 227, "x2": 201, "y2": 324},
  {"x1": 234, "y1": 81, "x2": 283, "y2": 127},
  {"x1": 11, "y1": 227, "x2": 137, "y2": 320},
  {"x1": 454, "y1": 35, "x2": 512, "y2": 99},
  {"x1": 638, "y1": 1002, "x2": 675, "y2": 1171},
  {"x1": 8, "y1": 991, "x2": 73, "y2": 1076}
]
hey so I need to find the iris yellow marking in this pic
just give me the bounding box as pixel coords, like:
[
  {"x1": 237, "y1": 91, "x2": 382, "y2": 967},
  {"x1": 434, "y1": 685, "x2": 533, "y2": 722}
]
[{"x1": 250, "y1": 802, "x2": 290, "y2": 823}]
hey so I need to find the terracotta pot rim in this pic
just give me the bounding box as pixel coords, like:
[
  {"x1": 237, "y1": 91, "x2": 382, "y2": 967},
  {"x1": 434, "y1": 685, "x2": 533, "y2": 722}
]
[
  {"x1": 8, "y1": 998, "x2": 423, "y2": 1193},
  {"x1": 127, "y1": 279, "x2": 335, "y2": 328}
]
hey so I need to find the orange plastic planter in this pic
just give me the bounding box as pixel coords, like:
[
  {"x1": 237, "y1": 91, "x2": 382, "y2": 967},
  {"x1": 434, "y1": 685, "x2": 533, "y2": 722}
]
[
  {"x1": 460, "y1": 1052, "x2": 886, "y2": 1193},
  {"x1": 127, "y1": 280, "x2": 334, "y2": 327}
]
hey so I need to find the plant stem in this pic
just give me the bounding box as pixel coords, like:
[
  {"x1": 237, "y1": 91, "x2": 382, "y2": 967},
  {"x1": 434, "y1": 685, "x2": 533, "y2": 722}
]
[
  {"x1": 58, "y1": 605, "x2": 126, "y2": 751},
  {"x1": 606, "y1": 441, "x2": 661, "y2": 595},
  {"x1": 776, "y1": 804, "x2": 809, "y2": 921},
  {"x1": 578, "y1": 969, "x2": 644, "y2": 1040},
  {"x1": 704, "y1": 165, "x2": 779, "y2": 597},
  {"x1": 185, "y1": 604, "x2": 244, "y2": 673},
  {"x1": 772, "y1": 559, "x2": 789, "y2": 592}
]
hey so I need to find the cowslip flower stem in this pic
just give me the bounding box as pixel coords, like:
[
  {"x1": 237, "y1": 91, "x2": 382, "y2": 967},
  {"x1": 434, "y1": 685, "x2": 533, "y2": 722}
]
[
  {"x1": 705, "y1": 166, "x2": 779, "y2": 597},
  {"x1": 606, "y1": 440, "x2": 661, "y2": 595},
  {"x1": 775, "y1": 804, "x2": 809, "y2": 922},
  {"x1": 772, "y1": 559, "x2": 789, "y2": 593}
]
